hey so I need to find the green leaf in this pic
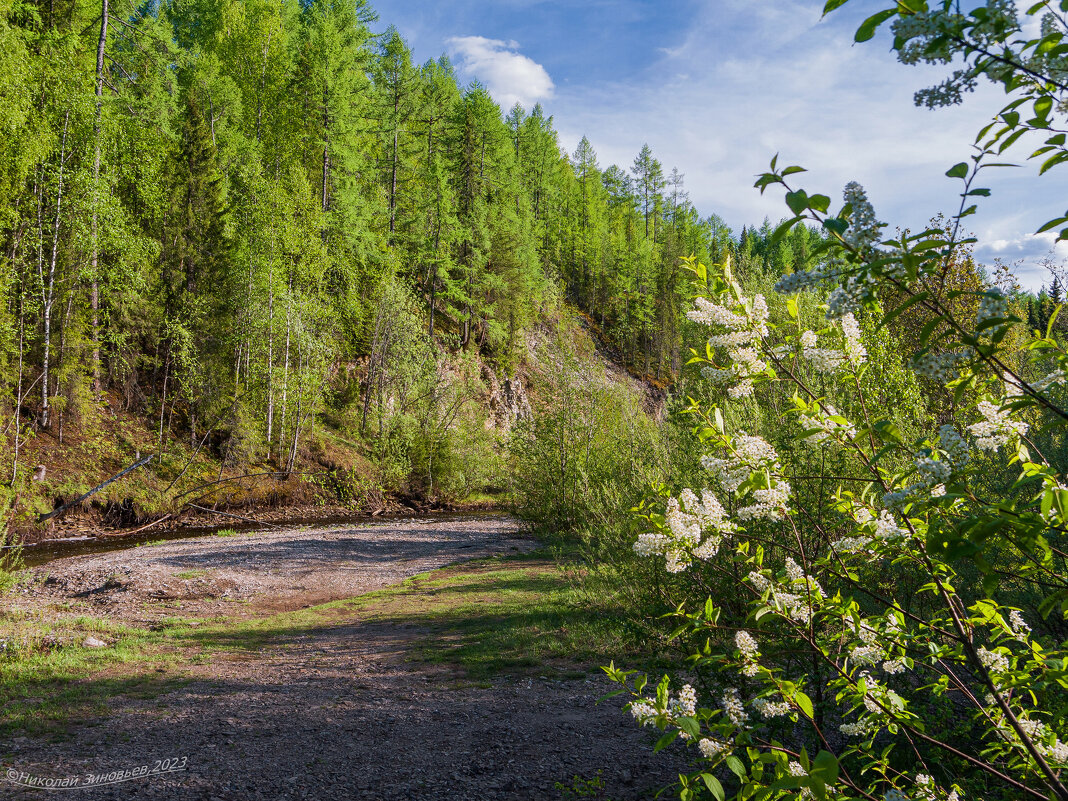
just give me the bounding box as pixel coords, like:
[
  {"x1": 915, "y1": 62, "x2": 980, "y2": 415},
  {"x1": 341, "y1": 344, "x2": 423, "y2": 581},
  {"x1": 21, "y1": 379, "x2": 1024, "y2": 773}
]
[
  {"x1": 809, "y1": 194, "x2": 831, "y2": 213},
  {"x1": 878, "y1": 291, "x2": 930, "y2": 329},
  {"x1": 772, "y1": 215, "x2": 804, "y2": 245},
  {"x1": 823, "y1": 0, "x2": 851, "y2": 13},
  {"x1": 811, "y1": 751, "x2": 840, "y2": 783},
  {"x1": 946, "y1": 162, "x2": 969, "y2": 178},
  {"x1": 725, "y1": 755, "x2": 747, "y2": 781},
  {"x1": 785, "y1": 190, "x2": 809, "y2": 215},
  {"x1": 823, "y1": 218, "x2": 848, "y2": 237},
  {"x1": 654, "y1": 729, "x2": 678, "y2": 753},
  {"x1": 1035, "y1": 214, "x2": 1068, "y2": 234},
  {"x1": 855, "y1": 8, "x2": 896, "y2": 41},
  {"x1": 794, "y1": 691, "x2": 815, "y2": 719},
  {"x1": 701, "y1": 774, "x2": 726, "y2": 801}
]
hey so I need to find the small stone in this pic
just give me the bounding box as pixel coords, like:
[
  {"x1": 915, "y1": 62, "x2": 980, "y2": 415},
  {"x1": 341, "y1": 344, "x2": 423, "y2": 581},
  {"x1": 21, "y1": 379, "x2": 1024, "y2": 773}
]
[{"x1": 83, "y1": 636, "x2": 107, "y2": 648}]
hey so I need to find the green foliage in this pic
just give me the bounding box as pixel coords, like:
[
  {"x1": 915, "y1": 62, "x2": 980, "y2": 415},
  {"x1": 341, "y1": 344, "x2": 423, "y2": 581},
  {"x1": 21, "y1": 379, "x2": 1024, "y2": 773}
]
[{"x1": 510, "y1": 325, "x2": 667, "y2": 534}]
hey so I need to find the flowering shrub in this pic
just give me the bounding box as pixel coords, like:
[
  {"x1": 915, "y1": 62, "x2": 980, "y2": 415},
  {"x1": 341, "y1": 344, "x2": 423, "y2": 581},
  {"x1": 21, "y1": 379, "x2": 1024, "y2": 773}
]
[{"x1": 606, "y1": 3, "x2": 1068, "y2": 799}]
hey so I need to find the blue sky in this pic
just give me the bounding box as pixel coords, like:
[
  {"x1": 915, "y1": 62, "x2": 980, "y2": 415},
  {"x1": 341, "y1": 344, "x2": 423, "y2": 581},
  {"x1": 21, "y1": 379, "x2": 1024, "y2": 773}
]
[{"x1": 369, "y1": 0, "x2": 1066, "y2": 291}]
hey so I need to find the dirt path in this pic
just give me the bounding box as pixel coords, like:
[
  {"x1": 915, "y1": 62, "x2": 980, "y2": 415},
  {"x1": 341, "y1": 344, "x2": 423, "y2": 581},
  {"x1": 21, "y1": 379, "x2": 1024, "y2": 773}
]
[{"x1": 5, "y1": 516, "x2": 687, "y2": 800}]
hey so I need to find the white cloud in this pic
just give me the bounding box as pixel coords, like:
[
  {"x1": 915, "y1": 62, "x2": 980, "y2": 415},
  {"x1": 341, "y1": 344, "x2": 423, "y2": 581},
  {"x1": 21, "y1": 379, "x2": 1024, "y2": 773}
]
[
  {"x1": 447, "y1": 36, "x2": 555, "y2": 110},
  {"x1": 549, "y1": 0, "x2": 1066, "y2": 290}
]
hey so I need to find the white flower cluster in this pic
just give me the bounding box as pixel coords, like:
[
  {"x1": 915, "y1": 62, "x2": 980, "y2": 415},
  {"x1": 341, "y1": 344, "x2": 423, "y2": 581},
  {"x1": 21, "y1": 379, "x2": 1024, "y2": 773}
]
[
  {"x1": 798, "y1": 403, "x2": 856, "y2": 446},
  {"x1": 688, "y1": 294, "x2": 770, "y2": 399},
  {"x1": 911, "y1": 350, "x2": 969, "y2": 384},
  {"x1": 1009, "y1": 610, "x2": 1031, "y2": 641},
  {"x1": 1031, "y1": 370, "x2": 1066, "y2": 393},
  {"x1": 800, "y1": 329, "x2": 847, "y2": 374},
  {"x1": 748, "y1": 560, "x2": 824, "y2": 625},
  {"x1": 849, "y1": 616, "x2": 906, "y2": 675},
  {"x1": 977, "y1": 646, "x2": 1010, "y2": 673},
  {"x1": 629, "y1": 698, "x2": 659, "y2": 726},
  {"x1": 843, "y1": 182, "x2": 882, "y2": 251},
  {"x1": 634, "y1": 488, "x2": 733, "y2": 573},
  {"x1": 976, "y1": 288, "x2": 1008, "y2": 330},
  {"x1": 752, "y1": 695, "x2": 792, "y2": 719},
  {"x1": 967, "y1": 400, "x2": 1029, "y2": 452},
  {"x1": 835, "y1": 507, "x2": 911, "y2": 553},
  {"x1": 703, "y1": 434, "x2": 792, "y2": 521},
  {"x1": 774, "y1": 255, "x2": 850, "y2": 296},
  {"x1": 914, "y1": 773, "x2": 961, "y2": 801},
  {"x1": 773, "y1": 183, "x2": 913, "y2": 321},
  {"x1": 721, "y1": 687, "x2": 748, "y2": 725},
  {"x1": 735, "y1": 629, "x2": 760, "y2": 677},
  {"x1": 799, "y1": 314, "x2": 868, "y2": 372},
  {"x1": 840, "y1": 313, "x2": 867, "y2": 365},
  {"x1": 881, "y1": 426, "x2": 969, "y2": 510},
  {"x1": 630, "y1": 682, "x2": 715, "y2": 750},
  {"x1": 670, "y1": 684, "x2": 698, "y2": 718},
  {"x1": 1014, "y1": 717, "x2": 1068, "y2": 766},
  {"x1": 698, "y1": 737, "x2": 729, "y2": 760},
  {"x1": 826, "y1": 276, "x2": 870, "y2": 320},
  {"x1": 839, "y1": 671, "x2": 905, "y2": 739},
  {"x1": 787, "y1": 761, "x2": 815, "y2": 800},
  {"x1": 688, "y1": 297, "x2": 747, "y2": 329}
]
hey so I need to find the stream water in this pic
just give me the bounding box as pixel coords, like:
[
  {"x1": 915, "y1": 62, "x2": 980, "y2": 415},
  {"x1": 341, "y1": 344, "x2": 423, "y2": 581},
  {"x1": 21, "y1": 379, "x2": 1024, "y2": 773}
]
[{"x1": 15, "y1": 510, "x2": 509, "y2": 568}]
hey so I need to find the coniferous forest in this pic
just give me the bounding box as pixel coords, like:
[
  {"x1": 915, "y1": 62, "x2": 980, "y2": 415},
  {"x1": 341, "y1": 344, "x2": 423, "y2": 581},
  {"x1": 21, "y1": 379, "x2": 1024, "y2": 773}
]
[
  {"x1": 6, "y1": 2, "x2": 1068, "y2": 800},
  {"x1": 0, "y1": 0, "x2": 830, "y2": 527}
]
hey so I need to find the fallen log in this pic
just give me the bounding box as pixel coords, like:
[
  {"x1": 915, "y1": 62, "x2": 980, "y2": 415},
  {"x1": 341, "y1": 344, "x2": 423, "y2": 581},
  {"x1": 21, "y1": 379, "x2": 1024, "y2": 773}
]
[
  {"x1": 183, "y1": 504, "x2": 283, "y2": 529},
  {"x1": 37, "y1": 454, "x2": 154, "y2": 523}
]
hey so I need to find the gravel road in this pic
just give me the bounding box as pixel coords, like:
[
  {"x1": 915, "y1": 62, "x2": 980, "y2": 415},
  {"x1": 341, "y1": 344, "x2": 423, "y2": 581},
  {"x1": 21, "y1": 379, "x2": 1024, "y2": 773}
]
[
  {"x1": 5, "y1": 515, "x2": 688, "y2": 800},
  {"x1": 24, "y1": 515, "x2": 535, "y2": 620}
]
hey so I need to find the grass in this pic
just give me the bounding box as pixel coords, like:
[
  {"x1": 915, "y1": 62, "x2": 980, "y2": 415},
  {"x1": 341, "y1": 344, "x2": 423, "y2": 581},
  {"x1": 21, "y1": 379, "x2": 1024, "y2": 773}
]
[
  {"x1": 0, "y1": 548, "x2": 655, "y2": 735},
  {"x1": 340, "y1": 550, "x2": 647, "y2": 678},
  {"x1": 173, "y1": 569, "x2": 208, "y2": 580},
  {"x1": 211, "y1": 528, "x2": 239, "y2": 537}
]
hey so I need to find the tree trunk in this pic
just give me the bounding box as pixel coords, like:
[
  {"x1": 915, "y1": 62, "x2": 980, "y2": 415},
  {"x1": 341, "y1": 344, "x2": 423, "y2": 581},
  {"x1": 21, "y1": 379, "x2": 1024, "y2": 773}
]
[
  {"x1": 90, "y1": 0, "x2": 108, "y2": 401},
  {"x1": 278, "y1": 272, "x2": 292, "y2": 460},
  {"x1": 266, "y1": 254, "x2": 274, "y2": 445},
  {"x1": 40, "y1": 111, "x2": 70, "y2": 430},
  {"x1": 321, "y1": 99, "x2": 329, "y2": 242},
  {"x1": 389, "y1": 130, "x2": 398, "y2": 235},
  {"x1": 10, "y1": 289, "x2": 25, "y2": 485}
]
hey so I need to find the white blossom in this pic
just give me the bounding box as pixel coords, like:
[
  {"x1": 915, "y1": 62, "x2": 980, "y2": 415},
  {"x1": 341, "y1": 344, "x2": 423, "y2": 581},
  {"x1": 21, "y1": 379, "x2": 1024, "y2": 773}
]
[
  {"x1": 1009, "y1": 610, "x2": 1031, "y2": 641},
  {"x1": 968, "y1": 401, "x2": 1029, "y2": 452},
  {"x1": 1032, "y1": 370, "x2": 1066, "y2": 393},
  {"x1": 840, "y1": 313, "x2": 868, "y2": 365},
  {"x1": 721, "y1": 688, "x2": 748, "y2": 725},
  {"x1": 977, "y1": 646, "x2": 1010, "y2": 673},
  {"x1": 671, "y1": 684, "x2": 698, "y2": 718},
  {"x1": 735, "y1": 630, "x2": 759, "y2": 660},
  {"x1": 630, "y1": 699, "x2": 658, "y2": 725},
  {"x1": 698, "y1": 737, "x2": 728, "y2": 760},
  {"x1": 911, "y1": 350, "x2": 969, "y2": 383},
  {"x1": 976, "y1": 288, "x2": 1009, "y2": 329},
  {"x1": 688, "y1": 297, "x2": 746, "y2": 329},
  {"x1": 843, "y1": 182, "x2": 882, "y2": 251},
  {"x1": 753, "y1": 696, "x2": 792, "y2": 718}
]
